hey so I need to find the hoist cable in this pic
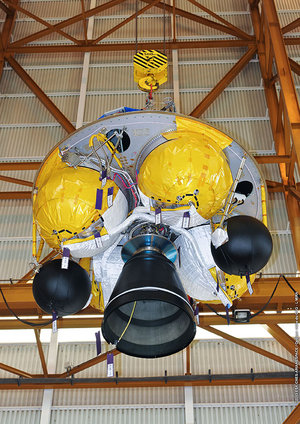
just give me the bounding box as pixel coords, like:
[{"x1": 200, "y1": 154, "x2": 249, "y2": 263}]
[
  {"x1": 163, "y1": 0, "x2": 166, "y2": 55},
  {"x1": 135, "y1": 0, "x2": 138, "y2": 54}
]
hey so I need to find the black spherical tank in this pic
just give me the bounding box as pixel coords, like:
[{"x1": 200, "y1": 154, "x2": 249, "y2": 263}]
[
  {"x1": 102, "y1": 247, "x2": 196, "y2": 359},
  {"x1": 32, "y1": 259, "x2": 91, "y2": 316},
  {"x1": 211, "y1": 215, "x2": 273, "y2": 276}
]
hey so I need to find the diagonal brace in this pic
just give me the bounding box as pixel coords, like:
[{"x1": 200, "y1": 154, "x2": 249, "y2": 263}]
[
  {"x1": 5, "y1": 56, "x2": 75, "y2": 133},
  {"x1": 3, "y1": 0, "x2": 81, "y2": 45},
  {"x1": 141, "y1": 0, "x2": 254, "y2": 40},
  {"x1": 92, "y1": 0, "x2": 162, "y2": 45},
  {"x1": 190, "y1": 46, "x2": 257, "y2": 117},
  {"x1": 201, "y1": 325, "x2": 298, "y2": 370},
  {"x1": 9, "y1": 0, "x2": 128, "y2": 48},
  {"x1": 186, "y1": 0, "x2": 253, "y2": 40}
]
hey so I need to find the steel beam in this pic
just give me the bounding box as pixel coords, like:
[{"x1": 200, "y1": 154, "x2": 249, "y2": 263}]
[
  {"x1": 288, "y1": 187, "x2": 300, "y2": 202},
  {"x1": 80, "y1": 0, "x2": 88, "y2": 43},
  {"x1": 254, "y1": 155, "x2": 291, "y2": 164},
  {"x1": 190, "y1": 47, "x2": 256, "y2": 117},
  {"x1": 9, "y1": 0, "x2": 127, "y2": 48},
  {"x1": 262, "y1": 0, "x2": 300, "y2": 170},
  {"x1": 0, "y1": 175, "x2": 33, "y2": 187},
  {"x1": 34, "y1": 329, "x2": 48, "y2": 377},
  {"x1": 0, "y1": 372, "x2": 295, "y2": 389},
  {"x1": 198, "y1": 313, "x2": 299, "y2": 327},
  {"x1": 3, "y1": 0, "x2": 81, "y2": 45},
  {"x1": 282, "y1": 17, "x2": 300, "y2": 35},
  {"x1": 289, "y1": 58, "x2": 300, "y2": 76},
  {"x1": 141, "y1": 0, "x2": 254, "y2": 40},
  {"x1": 5, "y1": 39, "x2": 255, "y2": 54},
  {"x1": 250, "y1": 1, "x2": 300, "y2": 269},
  {"x1": 0, "y1": 1, "x2": 11, "y2": 14},
  {"x1": 283, "y1": 403, "x2": 300, "y2": 424},
  {"x1": 285, "y1": 37, "x2": 300, "y2": 45},
  {"x1": 0, "y1": 312, "x2": 299, "y2": 330},
  {"x1": 265, "y1": 323, "x2": 298, "y2": 359},
  {"x1": 186, "y1": 0, "x2": 253, "y2": 40},
  {"x1": 0, "y1": 0, "x2": 18, "y2": 80},
  {"x1": 57, "y1": 349, "x2": 119, "y2": 378},
  {"x1": 92, "y1": 0, "x2": 162, "y2": 45},
  {"x1": 0, "y1": 362, "x2": 33, "y2": 378},
  {"x1": 201, "y1": 325, "x2": 296, "y2": 369},
  {"x1": 6, "y1": 56, "x2": 75, "y2": 134},
  {"x1": 0, "y1": 162, "x2": 42, "y2": 171},
  {"x1": 1, "y1": 277, "x2": 300, "y2": 320},
  {"x1": 266, "y1": 179, "x2": 285, "y2": 192},
  {"x1": 0, "y1": 191, "x2": 32, "y2": 199}
]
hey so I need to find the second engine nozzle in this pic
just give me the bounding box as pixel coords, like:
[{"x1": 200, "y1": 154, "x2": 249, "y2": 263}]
[{"x1": 101, "y1": 234, "x2": 196, "y2": 358}]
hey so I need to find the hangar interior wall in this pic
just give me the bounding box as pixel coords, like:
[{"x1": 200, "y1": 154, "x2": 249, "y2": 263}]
[{"x1": 0, "y1": 0, "x2": 299, "y2": 422}]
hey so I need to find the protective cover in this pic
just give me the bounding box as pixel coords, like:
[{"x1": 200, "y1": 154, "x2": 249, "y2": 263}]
[
  {"x1": 33, "y1": 148, "x2": 122, "y2": 249},
  {"x1": 138, "y1": 122, "x2": 233, "y2": 219}
]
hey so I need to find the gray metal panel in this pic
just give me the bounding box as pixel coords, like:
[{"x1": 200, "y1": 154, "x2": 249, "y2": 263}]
[
  {"x1": 180, "y1": 89, "x2": 268, "y2": 117},
  {"x1": 193, "y1": 386, "x2": 294, "y2": 404},
  {"x1": 212, "y1": 119, "x2": 274, "y2": 153},
  {"x1": 0, "y1": 239, "x2": 52, "y2": 280},
  {"x1": 20, "y1": 0, "x2": 88, "y2": 18},
  {"x1": 194, "y1": 404, "x2": 294, "y2": 424},
  {"x1": 0, "y1": 170, "x2": 36, "y2": 191},
  {"x1": 263, "y1": 234, "x2": 298, "y2": 275},
  {"x1": 0, "y1": 126, "x2": 65, "y2": 159},
  {"x1": 0, "y1": 343, "x2": 49, "y2": 376},
  {"x1": 191, "y1": 339, "x2": 293, "y2": 375},
  {"x1": 275, "y1": 0, "x2": 300, "y2": 8},
  {"x1": 0, "y1": 96, "x2": 78, "y2": 124},
  {"x1": 51, "y1": 339, "x2": 297, "y2": 406},
  {"x1": 176, "y1": 14, "x2": 253, "y2": 37},
  {"x1": 0, "y1": 391, "x2": 43, "y2": 407},
  {"x1": 258, "y1": 163, "x2": 282, "y2": 181},
  {"x1": 16, "y1": 53, "x2": 85, "y2": 67},
  {"x1": 92, "y1": 16, "x2": 168, "y2": 41},
  {"x1": 176, "y1": 0, "x2": 249, "y2": 12},
  {"x1": 12, "y1": 20, "x2": 83, "y2": 42},
  {"x1": 50, "y1": 407, "x2": 185, "y2": 424},
  {"x1": 278, "y1": 12, "x2": 300, "y2": 32},
  {"x1": 286, "y1": 45, "x2": 300, "y2": 59},
  {"x1": 178, "y1": 47, "x2": 249, "y2": 61},
  {"x1": 179, "y1": 62, "x2": 261, "y2": 89},
  {"x1": 56, "y1": 342, "x2": 184, "y2": 377},
  {"x1": 53, "y1": 387, "x2": 185, "y2": 406},
  {"x1": 87, "y1": 65, "x2": 173, "y2": 91},
  {"x1": 0, "y1": 67, "x2": 82, "y2": 94},
  {"x1": 0, "y1": 199, "x2": 32, "y2": 237},
  {"x1": 90, "y1": 51, "x2": 134, "y2": 65},
  {"x1": 0, "y1": 410, "x2": 41, "y2": 424},
  {"x1": 83, "y1": 92, "x2": 173, "y2": 122},
  {"x1": 267, "y1": 192, "x2": 289, "y2": 231}
]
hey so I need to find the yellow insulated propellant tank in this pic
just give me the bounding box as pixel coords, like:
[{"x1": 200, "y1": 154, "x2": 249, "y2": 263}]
[
  {"x1": 32, "y1": 148, "x2": 119, "y2": 249},
  {"x1": 138, "y1": 117, "x2": 233, "y2": 219}
]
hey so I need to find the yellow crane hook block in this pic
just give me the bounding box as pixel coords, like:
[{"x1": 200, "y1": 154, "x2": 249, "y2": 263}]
[{"x1": 133, "y1": 49, "x2": 168, "y2": 92}]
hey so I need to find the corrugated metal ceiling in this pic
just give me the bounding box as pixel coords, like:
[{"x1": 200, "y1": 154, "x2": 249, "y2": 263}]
[
  {"x1": 0, "y1": 2, "x2": 299, "y2": 419},
  {"x1": 0, "y1": 0, "x2": 298, "y2": 278}
]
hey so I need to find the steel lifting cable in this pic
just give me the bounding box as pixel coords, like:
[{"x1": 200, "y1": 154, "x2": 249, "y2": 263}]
[
  {"x1": 163, "y1": 0, "x2": 166, "y2": 55},
  {"x1": 135, "y1": 0, "x2": 138, "y2": 54}
]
